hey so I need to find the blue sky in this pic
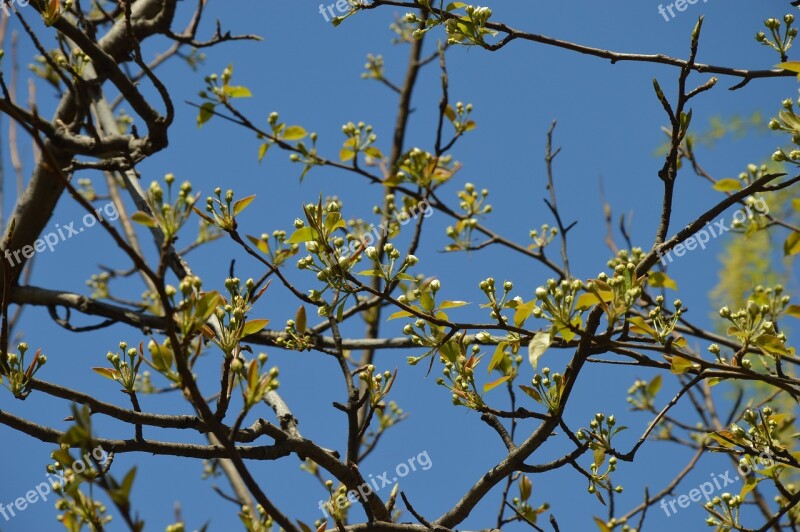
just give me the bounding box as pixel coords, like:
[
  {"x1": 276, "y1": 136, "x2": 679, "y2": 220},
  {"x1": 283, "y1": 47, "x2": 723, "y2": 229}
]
[{"x1": 0, "y1": 1, "x2": 797, "y2": 531}]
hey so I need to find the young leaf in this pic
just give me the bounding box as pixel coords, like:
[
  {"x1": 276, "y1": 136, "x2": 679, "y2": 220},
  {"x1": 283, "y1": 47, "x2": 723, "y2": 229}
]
[{"x1": 527, "y1": 331, "x2": 551, "y2": 370}]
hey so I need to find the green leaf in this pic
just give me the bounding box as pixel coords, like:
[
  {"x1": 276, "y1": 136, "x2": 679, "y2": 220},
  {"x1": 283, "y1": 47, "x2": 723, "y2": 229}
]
[
  {"x1": 519, "y1": 384, "x2": 542, "y2": 402},
  {"x1": 754, "y1": 334, "x2": 789, "y2": 356},
  {"x1": 131, "y1": 211, "x2": 157, "y2": 227},
  {"x1": 388, "y1": 309, "x2": 415, "y2": 320},
  {"x1": 514, "y1": 300, "x2": 535, "y2": 328},
  {"x1": 777, "y1": 61, "x2": 800, "y2": 73},
  {"x1": 286, "y1": 227, "x2": 319, "y2": 244},
  {"x1": 92, "y1": 367, "x2": 120, "y2": 381},
  {"x1": 233, "y1": 194, "x2": 256, "y2": 216},
  {"x1": 420, "y1": 292, "x2": 435, "y2": 312},
  {"x1": 394, "y1": 272, "x2": 416, "y2": 281},
  {"x1": 593, "y1": 516, "x2": 611, "y2": 532},
  {"x1": 222, "y1": 85, "x2": 252, "y2": 98},
  {"x1": 784, "y1": 231, "x2": 800, "y2": 256},
  {"x1": 242, "y1": 319, "x2": 270, "y2": 337},
  {"x1": 647, "y1": 272, "x2": 678, "y2": 291},
  {"x1": 364, "y1": 146, "x2": 384, "y2": 159},
  {"x1": 670, "y1": 355, "x2": 694, "y2": 374},
  {"x1": 439, "y1": 300, "x2": 469, "y2": 309},
  {"x1": 258, "y1": 143, "x2": 270, "y2": 162},
  {"x1": 246, "y1": 235, "x2": 270, "y2": 256},
  {"x1": 197, "y1": 102, "x2": 215, "y2": 127},
  {"x1": 712, "y1": 178, "x2": 742, "y2": 192},
  {"x1": 283, "y1": 126, "x2": 307, "y2": 141},
  {"x1": 356, "y1": 269, "x2": 384, "y2": 277},
  {"x1": 785, "y1": 304, "x2": 800, "y2": 318},
  {"x1": 647, "y1": 374, "x2": 662, "y2": 397},
  {"x1": 483, "y1": 375, "x2": 510, "y2": 394},
  {"x1": 628, "y1": 316, "x2": 657, "y2": 338},
  {"x1": 487, "y1": 342, "x2": 507, "y2": 373},
  {"x1": 527, "y1": 332, "x2": 551, "y2": 370}
]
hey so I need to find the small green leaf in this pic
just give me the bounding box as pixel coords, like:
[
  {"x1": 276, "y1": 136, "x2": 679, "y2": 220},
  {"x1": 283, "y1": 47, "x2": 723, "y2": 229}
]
[
  {"x1": 246, "y1": 235, "x2": 270, "y2": 255},
  {"x1": 754, "y1": 334, "x2": 789, "y2": 356},
  {"x1": 784, "y1": 232, "x2": 800, "y2": 256},
  {"x1": 527, "y1": 331, "x2": 551, "y2": 370},
  {"x1": 670, "y1": 355, "x2": 694, "y2": 374},
  {"x1": 242, "y1": 319, "x2": 270, "y2": 337},
  {"x1": 197, "y1": 102, "x2": 215, "y2": 127},
  {"x1": 223, "y1": 85, "x2": 252, "y2": 98},
  {"x1": 286, "y1": 227, "x2": 319, "y2": 244},
  {"x1": 283, "y1": 126, "x2": 307, "y2": 141},
  {"x1": 647, "y1": 272, "x2": 678, "y2": 291},
  {"x1": 439, "y1": 300, "x2": 469, "y2": 309},
  {"x1": 131, "y1": 211, "x2": 157, "y2": 227},
  {"x1": 483, "y1": 375, "x2": 510, "y2": 394},
  {"x1": 712, "y1": 178, "x2": 742, "y2": 192},
  {"x1": 92, "y1": 367, "x2": 120, "y2": 381},
  {"x1": 233, "y1": 194, "x2": 256, "y2": 216}
]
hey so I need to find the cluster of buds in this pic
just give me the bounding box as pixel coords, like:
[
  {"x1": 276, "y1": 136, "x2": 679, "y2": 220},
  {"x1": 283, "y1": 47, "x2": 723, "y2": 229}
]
[
  {"x1": 532, "y1": 278, "x2": 585, "y2": 335},
  {"x1": 132, "y1": 175, "x2": 197, "y2": 240},
  {"x1": 626, "y1": 376, "x2": 661, "y2": 412},
  {"x1": 585, "y1": 262, "x2": 643, "y2": 322},
  {"x1": 275, "y1": 315, "x2": 313, "y2": 352},
  {"x1": 727, "y1": 406, "x2": 784, "y2": 453},
  {"x1": 523, "y1": 367, "x2": 564, "y2": 413},
  {"x1": 77, "y1": 178, "x2": 96, "y2": 201},
  {"x1": 358, "y1": 365, "x2": 396, "y2": 408},
  {"x1": 577, "y1": 413, "x2": 625, "y2": 492},
  {"x1": 704, "y1": 492, "x2": 743, "y2": 529},
  {"x1": 392, "y1": 148, "x2": 458, "y2": 188},
  {"x1": 210, "y1": 277, "x2": 269, "y2": 357},
  {"x1": 509, "y1": 475, "x2": 550, "y2": 526},
  {"x1": 771, "y1": 96, "x2": 800, "y2": 160},
  {"x1": 86, "y1": 271, "x2": 111, "y2": 299},
  {"x1": 445, "y1": 101, "x2": 476, "y2": 135},
  {"x1": 443, "y1": 5, "x2": 496, "y2": 46},
  {"x1": 458, "y1": 182, "x2": 491, "y2": 216},
  {"x1": 250, "y1": 229, "x2": 300, "y2": 268},
  {"x1": 719, "y1": 291, "x2": 789, "y2": 361},
  {"x1": 403, "y1": 317, "x2": 438, "y2": 352},
  {"x1": 734, "y1": 163, "x2": 771, "y2": 188},
  {"x1": 645, "y1": 296, "x2": 684, "y2": 343},
  {"x1": 238, "y1": 503, "x2": 273, "y2": 532},
  {"x1": 361, "y1": 54, "x2": 385, "y2": 81},
  {"x1": 1, "y1": 342, "x2": 46, "y2": 398},
  {"x1": 340, "y1": 121, "x2": 382, "y2": 164},
  {"x1": 528, "y1": 224, "x2": 558, "y2": 250},
  {"x1": 233, "y1": 354, "x2": 279, "y2": 410},
  {"x1": 374, "y1": 400, "x2": 407, "y2": 432},
  {"x1": 606, "y1": 248, "x2": 646, "y2": 271},
  {"x1": 100, "y1": 341, "x2": 142, "y2": 392},
  {"x1": 435, "y1": 343, "x2": 483, "y2": 408},
  {"x1": 477, "y1": 277, "x2": 515, "y2": 324},
  {"x1": 201, "y1": 187, "x2": 248, "y2": 232},
  {"x1": 360, "y1": 243, "x2": 419, "y2": 283},
  {"x1": 755, "y1": 15, "x2": 797, "y2": 60}
]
